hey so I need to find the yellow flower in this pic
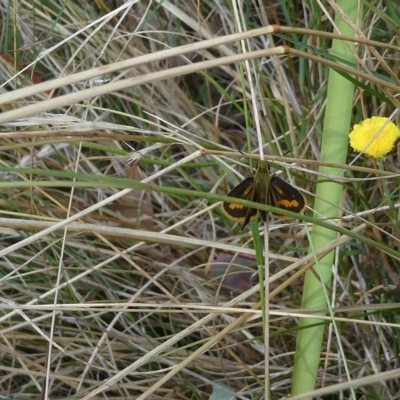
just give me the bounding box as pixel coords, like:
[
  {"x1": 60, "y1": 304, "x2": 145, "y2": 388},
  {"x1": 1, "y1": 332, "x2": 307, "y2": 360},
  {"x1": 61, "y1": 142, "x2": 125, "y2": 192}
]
[{"x1": 349, "y1": 116, "x2": 400, "y2": 158}]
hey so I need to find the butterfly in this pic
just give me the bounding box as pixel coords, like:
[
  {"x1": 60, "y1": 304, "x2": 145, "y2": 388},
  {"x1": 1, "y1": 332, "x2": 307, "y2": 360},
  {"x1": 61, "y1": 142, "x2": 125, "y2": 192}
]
[{"x1": 221, "y1": 160, "x2": 306, "y2": 229}]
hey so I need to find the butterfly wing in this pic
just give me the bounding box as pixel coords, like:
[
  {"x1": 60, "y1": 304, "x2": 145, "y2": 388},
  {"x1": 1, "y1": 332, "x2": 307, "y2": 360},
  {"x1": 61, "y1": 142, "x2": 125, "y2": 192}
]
[
  {"x1": 221, "y1": 177, "x2": 258, "y2": 228},
  {"x1": 269, "y1": 177, "x2": 306, "y2": 219}
]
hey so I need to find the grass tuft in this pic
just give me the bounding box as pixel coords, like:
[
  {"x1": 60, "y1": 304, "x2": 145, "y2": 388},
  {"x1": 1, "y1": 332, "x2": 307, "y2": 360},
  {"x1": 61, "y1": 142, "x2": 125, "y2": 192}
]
[{"x1": 1, "y1": 1, "x2": 400, "y2": 399}]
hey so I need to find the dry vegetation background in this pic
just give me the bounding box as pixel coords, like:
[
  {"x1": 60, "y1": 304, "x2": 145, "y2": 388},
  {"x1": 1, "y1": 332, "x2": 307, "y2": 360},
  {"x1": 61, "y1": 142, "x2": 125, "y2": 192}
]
[{"x1": 1, "y1": 0, "x2": 400, "y2": 399}]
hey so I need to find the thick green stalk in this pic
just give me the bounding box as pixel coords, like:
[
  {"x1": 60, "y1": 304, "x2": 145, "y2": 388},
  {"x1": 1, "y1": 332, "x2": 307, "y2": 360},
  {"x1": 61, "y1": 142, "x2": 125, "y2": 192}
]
[{"x1": 291, "y1": 2, "x2": 358, "y2": 396}]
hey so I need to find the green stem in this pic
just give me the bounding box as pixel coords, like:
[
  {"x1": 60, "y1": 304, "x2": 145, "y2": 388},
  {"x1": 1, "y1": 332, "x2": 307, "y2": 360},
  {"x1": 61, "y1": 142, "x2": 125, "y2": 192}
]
[{"x1": 291, "y1": 2, "x2": 358, "y2": 397}]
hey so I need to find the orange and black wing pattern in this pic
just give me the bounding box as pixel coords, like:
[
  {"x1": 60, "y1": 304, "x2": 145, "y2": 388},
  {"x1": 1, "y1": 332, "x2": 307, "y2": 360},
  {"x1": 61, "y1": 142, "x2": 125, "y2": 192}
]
[
  {"x1": 269, "y1": 176, "x2": 307, "y2": 219},
  {"x1": 221, "y1": 177, "x2": 258, "y2": 228}
]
